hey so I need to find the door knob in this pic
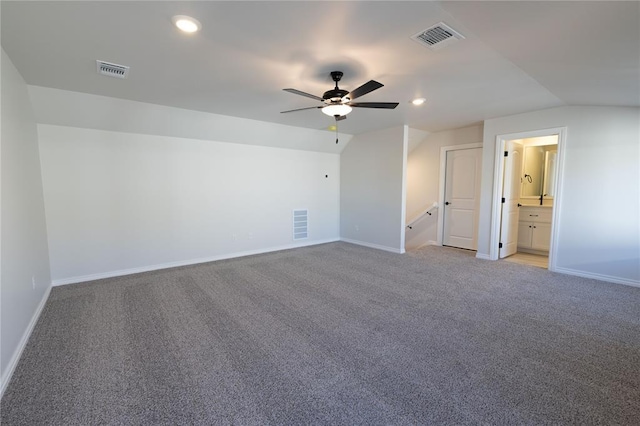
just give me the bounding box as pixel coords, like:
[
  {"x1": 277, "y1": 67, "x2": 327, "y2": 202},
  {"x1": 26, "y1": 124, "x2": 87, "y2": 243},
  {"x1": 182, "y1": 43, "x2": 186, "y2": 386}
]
[{"x1": 445, "y1": 201, "x2": 451, "y2": 205}]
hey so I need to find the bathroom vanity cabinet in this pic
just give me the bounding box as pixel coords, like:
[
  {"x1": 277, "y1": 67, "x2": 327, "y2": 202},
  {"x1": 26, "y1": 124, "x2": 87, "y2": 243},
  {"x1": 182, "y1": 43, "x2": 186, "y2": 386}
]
[{"x1": 517, "y1": 206, "x2": 552, "y2": 253}]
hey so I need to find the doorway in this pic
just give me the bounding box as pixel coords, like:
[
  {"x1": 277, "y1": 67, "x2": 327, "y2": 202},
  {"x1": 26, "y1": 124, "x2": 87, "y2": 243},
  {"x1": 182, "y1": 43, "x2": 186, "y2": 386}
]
[
  {"x1": 437, "y1": 144, "x2": 482, "y2": 250},
  {"x1": 489, "y1": 128, "x2": 566, "y2": 270}
]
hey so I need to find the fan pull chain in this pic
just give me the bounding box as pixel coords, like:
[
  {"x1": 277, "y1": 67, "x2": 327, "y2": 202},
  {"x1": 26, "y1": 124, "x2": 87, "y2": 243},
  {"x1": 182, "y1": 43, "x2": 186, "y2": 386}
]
[{"x1": 335, "y1": 116, "x2": 339, "y2": 144}]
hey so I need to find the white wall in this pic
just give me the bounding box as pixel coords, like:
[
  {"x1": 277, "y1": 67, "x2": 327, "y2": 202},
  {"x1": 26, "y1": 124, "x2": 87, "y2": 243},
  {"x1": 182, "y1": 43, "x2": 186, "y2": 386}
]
[
  {"x1": 340, "y1": 126, "x2": 408, "y2": 253},
  {"x1": 38, "y1": 124, "x2": 340, "y2": 284},
  {"x1": 405, "y1": 124, "x2": 483, "y2": 249},
  {"x1": 28, "y1": 86, "x2": 352, "y2": 155},
  {"x1": 478, "y1": 106, "x2": 640, "y2": 285},
  {"x1": 1, "y1": 50, "x2": 52, "y2": 394}
]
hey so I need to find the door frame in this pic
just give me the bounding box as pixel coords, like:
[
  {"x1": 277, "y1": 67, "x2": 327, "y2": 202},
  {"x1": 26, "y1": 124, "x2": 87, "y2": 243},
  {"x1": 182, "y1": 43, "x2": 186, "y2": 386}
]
[
  {"x1": 437, "y1": 143, "x2": 483, "y2": 246},
  {"x1": 489, "y1": 127, "x2": 567, "y2": 270}
]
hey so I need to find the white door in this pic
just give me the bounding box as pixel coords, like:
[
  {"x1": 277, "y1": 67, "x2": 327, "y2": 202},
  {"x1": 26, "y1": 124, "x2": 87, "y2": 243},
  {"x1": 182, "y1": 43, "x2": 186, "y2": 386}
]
[
  {"x1": 499, "y1": 140, "x2": 524, "y2": 258},
  {"x1": 442, "y1": 148, "x2": 482, "y2": 250}
]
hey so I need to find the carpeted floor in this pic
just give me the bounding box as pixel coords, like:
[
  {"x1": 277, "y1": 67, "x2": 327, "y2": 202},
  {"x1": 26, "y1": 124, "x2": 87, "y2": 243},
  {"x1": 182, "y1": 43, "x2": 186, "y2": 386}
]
[{"x1": 2, "y1": 242, "x2": 639, "y2": 425}]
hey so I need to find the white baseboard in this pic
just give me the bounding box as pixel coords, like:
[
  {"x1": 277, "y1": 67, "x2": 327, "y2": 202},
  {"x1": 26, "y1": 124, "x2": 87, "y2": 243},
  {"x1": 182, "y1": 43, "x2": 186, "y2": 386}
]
[
  {"x1": 517, "y1": 248, "x2": 549, "y2": 256},
  {"x1": 340, "y1": 238, "x2": 404, "y2": 254},
  {"x1": 1, "y1": 284, "x2": 51, "y2": 399},
  {"x1": 474, "y1": 253, "x2": 637, "y2": 287},
  {"x1": 417, "y1": 240, "x2": 439, "y2": 249},
  {"x1": 51, "y1": 238, "x2": 340, "y2": 286},
  {"x1": 552, "y1": 266, "x2": 640, "y2": 288},
  {"x1": 475, "y1": 252, "x2": 492, "y2": 260}
]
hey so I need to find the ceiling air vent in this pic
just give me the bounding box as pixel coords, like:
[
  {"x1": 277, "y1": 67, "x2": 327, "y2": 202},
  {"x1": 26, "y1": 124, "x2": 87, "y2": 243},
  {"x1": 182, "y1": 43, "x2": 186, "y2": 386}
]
[
  {"x1": 411, "y1": 22, "x2": 465, "y2": 51},
  {"x1": 96, "y1": 60, "x2": 130, "y2": 79}
]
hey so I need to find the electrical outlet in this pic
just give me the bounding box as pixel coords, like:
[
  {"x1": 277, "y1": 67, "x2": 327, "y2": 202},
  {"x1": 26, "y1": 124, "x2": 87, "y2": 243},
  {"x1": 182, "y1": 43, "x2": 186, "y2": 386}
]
[{"x1": 32, "y1": 276, "x2": 36, "y2": 289}]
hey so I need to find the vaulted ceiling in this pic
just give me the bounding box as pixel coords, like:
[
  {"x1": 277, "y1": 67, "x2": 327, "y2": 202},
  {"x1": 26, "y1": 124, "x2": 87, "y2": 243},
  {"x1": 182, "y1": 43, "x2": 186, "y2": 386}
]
[{"x1": 2, "y1": 1, "x2": 638, "y2": 135}]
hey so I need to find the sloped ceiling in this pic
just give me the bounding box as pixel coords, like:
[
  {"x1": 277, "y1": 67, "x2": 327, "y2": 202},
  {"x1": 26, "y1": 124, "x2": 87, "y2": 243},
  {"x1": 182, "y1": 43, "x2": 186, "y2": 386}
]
[{"x1": 2, "y1": 1, "x2": 638, "y2": 135}]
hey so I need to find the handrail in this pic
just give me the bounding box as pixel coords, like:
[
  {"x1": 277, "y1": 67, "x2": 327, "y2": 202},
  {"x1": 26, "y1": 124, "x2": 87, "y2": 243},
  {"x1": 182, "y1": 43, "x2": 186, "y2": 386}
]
[{"x1": 406, "y1": 202, "x2": 439, "y2": 229}]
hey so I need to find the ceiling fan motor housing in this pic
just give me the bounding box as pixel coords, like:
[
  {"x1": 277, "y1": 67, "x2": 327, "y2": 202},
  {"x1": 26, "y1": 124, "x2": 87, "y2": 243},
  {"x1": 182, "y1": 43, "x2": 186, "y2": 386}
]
[{"x1": 323, "y1": 88, "x2": 349, "y2": 102}]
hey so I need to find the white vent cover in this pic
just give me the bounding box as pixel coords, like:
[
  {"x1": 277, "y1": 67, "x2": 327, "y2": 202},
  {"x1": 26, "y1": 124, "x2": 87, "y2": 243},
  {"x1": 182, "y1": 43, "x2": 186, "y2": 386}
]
[
  {"x1": 411, "y1": 22, "x2": 465, "y2": 50},
  {"x1": 96, "y1": 60, "x2": 130, "y2": 79},
  {"x1": 293, "y1": 209, "x2": 308, "y2": 240}
]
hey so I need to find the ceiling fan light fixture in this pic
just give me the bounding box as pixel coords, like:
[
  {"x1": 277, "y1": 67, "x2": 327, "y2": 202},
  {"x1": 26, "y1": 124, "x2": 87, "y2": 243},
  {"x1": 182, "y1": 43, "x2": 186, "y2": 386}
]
[
  {"x1": 172, "y1": 15, "x2": 201, "y2": 33},
  {"x1": 412, "y1": 97, "x2": 426, "y2": 106},
  {"x1": 322, "y1": 104, "x2": 352, "y2": 117}
]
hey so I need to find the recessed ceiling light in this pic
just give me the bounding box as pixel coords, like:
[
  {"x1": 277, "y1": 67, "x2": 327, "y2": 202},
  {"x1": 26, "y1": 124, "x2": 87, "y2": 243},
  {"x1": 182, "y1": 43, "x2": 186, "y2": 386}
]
[
  {"x1": 172, "y1": 15, "x2": 201, "y2": 33},
  {"x1": 412, "y1": 98, "x2": 426, "y2": 106}
]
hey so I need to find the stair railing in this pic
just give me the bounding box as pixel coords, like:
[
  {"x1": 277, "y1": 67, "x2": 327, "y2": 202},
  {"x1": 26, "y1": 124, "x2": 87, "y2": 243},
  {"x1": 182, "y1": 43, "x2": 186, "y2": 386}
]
[{"x1": 406, "y1": 202, "x2": 439, "y2": 230}]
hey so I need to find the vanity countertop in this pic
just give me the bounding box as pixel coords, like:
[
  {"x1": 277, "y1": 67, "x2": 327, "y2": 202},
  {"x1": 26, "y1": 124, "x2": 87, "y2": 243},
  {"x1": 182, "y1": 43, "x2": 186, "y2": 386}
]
[{"x1": 520, "y1": 204, "x2": 552, "y2": 208}]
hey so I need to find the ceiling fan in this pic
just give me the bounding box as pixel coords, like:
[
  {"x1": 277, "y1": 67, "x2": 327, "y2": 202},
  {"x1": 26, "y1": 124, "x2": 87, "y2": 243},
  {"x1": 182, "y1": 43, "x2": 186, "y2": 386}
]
[{"x1": 281, "y1": 71, "x2": 399, "y2": 121}]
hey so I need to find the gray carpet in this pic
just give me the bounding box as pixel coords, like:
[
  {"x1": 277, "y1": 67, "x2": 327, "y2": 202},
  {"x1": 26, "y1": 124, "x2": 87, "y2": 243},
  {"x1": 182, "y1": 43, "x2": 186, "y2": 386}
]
[{"x1": 2, "y1": 242, "x2": 639, "y2": 425}]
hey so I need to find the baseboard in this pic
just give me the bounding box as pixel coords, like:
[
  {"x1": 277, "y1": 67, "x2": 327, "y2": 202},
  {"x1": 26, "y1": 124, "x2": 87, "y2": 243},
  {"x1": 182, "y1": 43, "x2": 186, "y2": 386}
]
[
  {"x1": 475, "y1": 252, "x2": 492, "y2": 260},
  {"x1": 51, "y1": 238, "x2": 340, "y2": 287},
  {"x1": 340, "y1": 238, "x2": 404, "y2": 254},
  {"x1": 517, "y1": 248, "x2": 549, "y2": 256},
  {"x1": 416, "y1": 240, "x2": 439, "y2": 249},
  {"x1": 552, "y1": 266, "x2": 640, "y2": 288},
  {"x1": 0, "y1": 284, "x2": 51, "y2": 399}
]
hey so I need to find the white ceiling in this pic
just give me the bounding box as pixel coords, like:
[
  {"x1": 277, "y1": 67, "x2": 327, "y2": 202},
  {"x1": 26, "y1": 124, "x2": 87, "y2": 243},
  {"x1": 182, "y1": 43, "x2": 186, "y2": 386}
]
[{"x1": 2, "y1": 1, "x2": 638, "y2": 135}]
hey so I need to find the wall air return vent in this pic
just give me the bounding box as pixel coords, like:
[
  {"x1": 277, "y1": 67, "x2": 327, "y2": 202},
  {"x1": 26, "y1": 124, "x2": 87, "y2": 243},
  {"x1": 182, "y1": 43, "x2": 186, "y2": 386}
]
[
  {"x1": 293, "y1": 209, "x2": 308, "y2": 240},
  {"x1": 96, "y1": 60, "x2": 130, "y2": 79},
  {"x1": 411, "y1": 22, "x2": 465, "y2": 51}
]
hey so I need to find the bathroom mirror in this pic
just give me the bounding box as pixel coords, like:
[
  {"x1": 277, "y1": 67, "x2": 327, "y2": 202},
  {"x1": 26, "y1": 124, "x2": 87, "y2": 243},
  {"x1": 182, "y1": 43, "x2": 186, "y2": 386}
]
[
  {"x1": 521, "y1": 144, "x2": 557, "y2": 203},
  {"x1": 522, "y1": 146, "x2": 544, "y2": 197}
]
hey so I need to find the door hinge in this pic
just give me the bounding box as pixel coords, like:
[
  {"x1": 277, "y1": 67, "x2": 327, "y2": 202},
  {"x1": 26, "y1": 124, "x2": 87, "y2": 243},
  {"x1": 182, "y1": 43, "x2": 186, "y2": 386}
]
[
  {"x1": 504, "y1": 151, "x2": 508, "y2": 157},
  {"x1": 501, "y1": 197, "x2": 505, "y2": 203},
  {"x1": 499, "y1": 242, "x2": 503, "y2": 248}
]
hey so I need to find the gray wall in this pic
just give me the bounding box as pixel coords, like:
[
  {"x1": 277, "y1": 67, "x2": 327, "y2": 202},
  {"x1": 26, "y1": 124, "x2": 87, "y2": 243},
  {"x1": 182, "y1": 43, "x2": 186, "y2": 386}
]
[
  {"x1": 405, "y1": 124, "x2": 483, "y2": 249},
  {"x1": 1, "y1": 49, "x2": 52, "y2": 392},
  {"x1": 340, "y1": 126, "x2": 407, "y2": 252},
  {"x1": 38, "y1": 124, "x2": 340, "y2": 284},
  {"x1": 478, "y1": 106, "x2": 639, "y2": 285}
]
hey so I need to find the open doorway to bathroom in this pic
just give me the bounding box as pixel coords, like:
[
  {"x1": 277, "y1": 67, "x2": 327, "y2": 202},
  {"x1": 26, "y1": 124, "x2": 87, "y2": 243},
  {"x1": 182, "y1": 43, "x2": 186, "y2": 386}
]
[{"x1": 489, "y1": 128, "x2": 566, "y2": 270}]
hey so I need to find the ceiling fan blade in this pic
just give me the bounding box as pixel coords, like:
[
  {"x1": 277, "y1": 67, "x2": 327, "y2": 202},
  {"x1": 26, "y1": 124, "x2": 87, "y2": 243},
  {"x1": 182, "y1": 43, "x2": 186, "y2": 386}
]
[
  {"x1": 283, "y1": 88, "x2": 324, "y2": 102},
  {"x1": 335, "y1": 115, "x2": 347, "y2": 121},
  {"x1": 347, "y1": 80, "x2": 384, "y2": 100},
  {"x1": 280, "y1": 106, "x2": 323, "y2": 114},
  {"x1": 349, "y1": 102, "x2": 399, "y2": 109}
]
